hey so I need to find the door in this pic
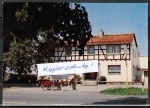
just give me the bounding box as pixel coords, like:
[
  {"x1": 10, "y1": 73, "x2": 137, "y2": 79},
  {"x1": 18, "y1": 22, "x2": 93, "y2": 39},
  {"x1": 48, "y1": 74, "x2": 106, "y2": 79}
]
[
  {"x1": 90, "y1": 72, "x2": 96, "y2": 79},
  {"x1": 85, "y1": 72, "x2": 97, "y2": 79}
]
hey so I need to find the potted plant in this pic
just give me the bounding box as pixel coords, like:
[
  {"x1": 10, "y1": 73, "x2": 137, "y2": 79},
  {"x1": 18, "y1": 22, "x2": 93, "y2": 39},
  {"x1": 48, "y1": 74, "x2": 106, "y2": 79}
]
[
  {"x1": 99, "y1": 76, "x2": 107, "y2": 84},
  {"x1": 134, "y1": 73, "x2": 142, "y2": 81}
]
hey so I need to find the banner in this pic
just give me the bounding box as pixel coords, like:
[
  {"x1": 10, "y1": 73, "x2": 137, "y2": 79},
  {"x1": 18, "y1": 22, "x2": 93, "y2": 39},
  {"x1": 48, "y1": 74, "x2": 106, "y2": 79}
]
[{"x1": 37, "y1": 60, "x2": 98, "y2": 76}]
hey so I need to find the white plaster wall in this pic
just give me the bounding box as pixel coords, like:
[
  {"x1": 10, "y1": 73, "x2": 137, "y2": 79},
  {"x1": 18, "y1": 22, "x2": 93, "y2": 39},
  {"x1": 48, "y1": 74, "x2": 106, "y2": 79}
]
[
  {"x1": 98, "y1": 60, "x2": 132, "y2": 82},
  {"x1": 129, "y1": 38, "x2": 140, "y2": 81},
  {"x1": 138, "y1": 57, "x2": 148, "y2": 69},
  {"x1": 144, "y1": 76, "x2": 148, "y2": 88},
  {"x1": 130, "y1": 38, "x2": 139, "y2": 67}
]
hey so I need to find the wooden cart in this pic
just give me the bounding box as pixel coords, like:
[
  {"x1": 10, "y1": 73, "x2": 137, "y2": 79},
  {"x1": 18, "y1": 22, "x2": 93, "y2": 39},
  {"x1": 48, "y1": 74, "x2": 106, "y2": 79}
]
[
  {"x1": 39, "y1": 74, "x2": 76, "y2": 91},
  {"x1": 40, "y1": 79, "x2": 61, "y2": 91}
]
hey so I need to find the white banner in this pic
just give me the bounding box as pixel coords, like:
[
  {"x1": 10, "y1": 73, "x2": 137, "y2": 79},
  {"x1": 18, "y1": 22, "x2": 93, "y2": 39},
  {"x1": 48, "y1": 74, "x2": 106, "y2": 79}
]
[{"x1": 37, "y1": 60, "x2": 98, "y2": 76}]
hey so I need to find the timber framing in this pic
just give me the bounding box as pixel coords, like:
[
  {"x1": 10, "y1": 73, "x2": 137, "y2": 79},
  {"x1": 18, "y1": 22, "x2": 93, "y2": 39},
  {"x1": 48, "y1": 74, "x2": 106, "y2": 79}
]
[{"x1": 54, "y1": 43, "x2": 131, "y2": 62}]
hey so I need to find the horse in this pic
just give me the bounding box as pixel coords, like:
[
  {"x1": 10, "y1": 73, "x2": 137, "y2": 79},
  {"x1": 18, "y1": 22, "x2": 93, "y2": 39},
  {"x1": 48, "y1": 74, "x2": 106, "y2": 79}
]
[{"x1": 58, "y1": 75, "x2": 76, "y2": 91}]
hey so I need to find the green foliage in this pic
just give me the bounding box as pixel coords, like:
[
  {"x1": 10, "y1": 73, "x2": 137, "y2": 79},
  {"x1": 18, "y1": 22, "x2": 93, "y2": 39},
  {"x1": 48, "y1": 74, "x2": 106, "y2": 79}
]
[
  {"x1": 4, "y1": 37, "x2": 31, "y2": 75},
  {"x1": 99, "y1": 76, "x2": 107, "y2": 81},
  {"x1": 15, "y1": 3, "x2": 28, "y2": 22},
  {"x1": 134, "y1": 73, "x2": 142, "y2": 81},
  {"x1": 99, "y1": 76, "x2": 107, "y2": 84},
  {"x1": 3, "y1": 36, "x2": 54, "y2": 76},
  {"x1": 100, "y1": 87, "x2": 148, "y2": 95},
  {"x1": 3, "y1": 2, "x2": 92, "y2": 54},
  {"x1": 3, "y1": 2, "x2": 93, "y2": 78}
]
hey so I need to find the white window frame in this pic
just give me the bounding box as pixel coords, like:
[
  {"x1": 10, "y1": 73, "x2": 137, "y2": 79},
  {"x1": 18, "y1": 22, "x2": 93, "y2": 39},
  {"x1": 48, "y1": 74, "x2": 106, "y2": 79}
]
[
  {"x1": 107, "y1": 45, "x2": 121, "y2": 54},
  {"x1": 108, "y1": 65, "x2": 121, "y2": 74}
]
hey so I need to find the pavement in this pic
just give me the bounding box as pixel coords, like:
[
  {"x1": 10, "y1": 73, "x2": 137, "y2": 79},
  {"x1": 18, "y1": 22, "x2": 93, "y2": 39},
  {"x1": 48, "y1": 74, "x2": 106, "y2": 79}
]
[
  {"x1": 3, "y1": 83, "x2": 148, "y2": 92},
  {"x1": 3, "y1": 84, "x2": 149, "y2": 106}
]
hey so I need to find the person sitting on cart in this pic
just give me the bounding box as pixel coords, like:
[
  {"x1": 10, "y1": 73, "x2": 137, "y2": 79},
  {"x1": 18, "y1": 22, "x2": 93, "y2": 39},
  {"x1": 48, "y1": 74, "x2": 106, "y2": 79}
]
[{"x1": 49, "y1": 75, "x2": 55, "y2": 84}]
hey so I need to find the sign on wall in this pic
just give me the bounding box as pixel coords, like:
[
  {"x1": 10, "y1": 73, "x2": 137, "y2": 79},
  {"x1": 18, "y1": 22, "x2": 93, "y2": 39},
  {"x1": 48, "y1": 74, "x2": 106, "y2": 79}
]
[{"x1": 37, "y1": 60, "x2": 98, "y2": 76}]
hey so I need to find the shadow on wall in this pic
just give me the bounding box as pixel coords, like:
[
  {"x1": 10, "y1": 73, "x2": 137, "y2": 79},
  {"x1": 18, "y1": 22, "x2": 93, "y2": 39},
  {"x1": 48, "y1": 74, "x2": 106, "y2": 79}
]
[{"x1": 81, "y1": 97, "x2": 148, "y2": 105}]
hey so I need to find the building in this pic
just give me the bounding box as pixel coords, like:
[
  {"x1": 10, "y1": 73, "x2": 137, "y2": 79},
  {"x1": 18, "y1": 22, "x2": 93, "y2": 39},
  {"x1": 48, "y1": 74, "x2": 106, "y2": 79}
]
[
  {"x1": 53, "y1": 30, "x2": 148, "y2": 82},
  {"x1": 137, "y1": 56, "x2": 148, "y2": 85}
]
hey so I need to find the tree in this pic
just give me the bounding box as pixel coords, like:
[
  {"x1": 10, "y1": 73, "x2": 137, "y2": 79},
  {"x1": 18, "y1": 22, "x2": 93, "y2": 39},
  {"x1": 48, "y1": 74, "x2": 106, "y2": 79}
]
[
  {"x1": 3, "y1": 2, "x2": 93, "y2": 76},
  {"x1": 3, "y1": 2, "x2": 92, "y2": 53},
  {"x1": 3, "y1": 37, "x2": 33, "y2": 76},
  {"x1": 3, "y1": 34, "x2": 55, "y2": 76}
]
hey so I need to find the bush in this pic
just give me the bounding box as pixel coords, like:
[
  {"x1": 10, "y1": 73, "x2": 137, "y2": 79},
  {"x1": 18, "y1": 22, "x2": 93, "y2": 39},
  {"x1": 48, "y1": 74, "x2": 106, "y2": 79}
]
[
  {"x1": 134, "y1": 73, "x2": 142, "y2": 81},
  {"x1": 99, "y1": 76, "x2": 107, "y2": 81},
  {"x1": 99, "y1": 76, "x2": 107, "y2": 84}
]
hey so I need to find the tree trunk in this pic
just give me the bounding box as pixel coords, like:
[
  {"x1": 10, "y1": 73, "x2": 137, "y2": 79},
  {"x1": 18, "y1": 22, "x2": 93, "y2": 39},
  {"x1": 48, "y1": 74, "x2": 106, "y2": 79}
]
[{"x1": 2, "y1": 63, "x2": 6, "y2": 82}]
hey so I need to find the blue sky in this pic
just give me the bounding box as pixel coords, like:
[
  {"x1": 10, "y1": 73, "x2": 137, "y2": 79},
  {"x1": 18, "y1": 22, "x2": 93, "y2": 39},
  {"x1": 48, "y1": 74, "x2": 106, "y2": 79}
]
[{"x1": 80, "y1": 3, "x2": 148, "y2": 56}]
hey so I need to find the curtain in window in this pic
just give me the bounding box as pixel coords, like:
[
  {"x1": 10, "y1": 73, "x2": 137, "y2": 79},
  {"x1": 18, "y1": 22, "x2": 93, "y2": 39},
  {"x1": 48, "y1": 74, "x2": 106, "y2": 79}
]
[
  {"x1": 116, "y1": 66, "x2": 120, "y2": 73},
  {"x1": 114, "y1": 66, "x2": 117, "y2": 72},
  {"x1": 108, "y1": 46, "x2": 113, "y2": 53},
  {"x1": 108, "y1": 66, "x2": 112, "y2": 72},
  {"x1": 114, "y1": 46, "x2": 120, "y2": 53},
  {"x1": 108, "y1": 65, "x2": 120, "y2": 73},
  {"x1": 88, "y1": 47, "x2": 94, "y2": 54}
]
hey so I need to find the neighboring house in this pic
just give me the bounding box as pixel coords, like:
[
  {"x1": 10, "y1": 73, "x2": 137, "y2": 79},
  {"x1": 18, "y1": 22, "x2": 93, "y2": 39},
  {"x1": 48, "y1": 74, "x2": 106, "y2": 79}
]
[
  {"x1": 137, "y1": 56, "x2": 148, "y2": 75},
  {"x1": 53, "y1": 30, "x2": 148, "y2": 82},
  {"x1": 137, "y1": 56, "x2": 148, "y2": 85}
]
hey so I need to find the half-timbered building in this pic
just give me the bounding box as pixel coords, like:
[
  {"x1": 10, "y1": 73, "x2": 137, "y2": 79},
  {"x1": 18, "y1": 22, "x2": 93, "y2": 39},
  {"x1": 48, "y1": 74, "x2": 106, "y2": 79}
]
[{"x1": 53, "y1": 30, "x2": 146, "y2": 82}]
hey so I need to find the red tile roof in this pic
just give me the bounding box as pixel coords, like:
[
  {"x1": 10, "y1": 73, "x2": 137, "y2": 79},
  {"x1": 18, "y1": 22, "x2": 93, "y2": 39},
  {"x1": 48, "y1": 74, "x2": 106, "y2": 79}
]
[
  {"x1": 87, "y1": 33, "x2": 136, "y2": 46},
  {"x1": 55, "y1": 33, "x2": 138, "y2": 47}
]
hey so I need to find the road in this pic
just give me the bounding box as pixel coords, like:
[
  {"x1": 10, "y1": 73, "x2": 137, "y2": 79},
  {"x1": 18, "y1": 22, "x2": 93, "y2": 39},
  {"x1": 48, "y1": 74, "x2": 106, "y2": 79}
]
[{"x1": 3, "y1": 85, "x2": 148, "y2": 106}]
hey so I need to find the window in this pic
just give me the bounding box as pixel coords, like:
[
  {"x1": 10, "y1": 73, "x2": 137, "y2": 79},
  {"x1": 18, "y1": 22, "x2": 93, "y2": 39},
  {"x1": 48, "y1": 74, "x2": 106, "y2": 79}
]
[
  {"x1": 144, "y1": 71, "x2": 148, "y2": 76},
  {"x1": 133, "y1": 66, "x2": 134, "y2": 75},
  {"x1": 107, "y1": 45, "x2": 121, "y2": 54},
  {"x1": 88, "y1": 47, "x2": 94, "y2": 54},
  {"x1": 108, "y1": 65, "x2": 121, "y2": 74},
  {"x1": 107, "y1": 46, "x2": 113, "y2": 54},
  {"x1": 114, "y1": 45, "x2": 120, "y2": 53},
  {"x1": 65, "y1": 47, "x2": 72, "y2": 56}
]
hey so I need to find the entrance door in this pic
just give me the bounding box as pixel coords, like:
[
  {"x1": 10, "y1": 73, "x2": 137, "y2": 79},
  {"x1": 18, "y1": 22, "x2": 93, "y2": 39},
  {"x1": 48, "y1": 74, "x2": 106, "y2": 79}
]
[
  {"x1": 90, "y1": 72, "x2": 96, "y2": 79},
  {"x1": 85, "y1": 72, "x2": 97, "y2": 79}
]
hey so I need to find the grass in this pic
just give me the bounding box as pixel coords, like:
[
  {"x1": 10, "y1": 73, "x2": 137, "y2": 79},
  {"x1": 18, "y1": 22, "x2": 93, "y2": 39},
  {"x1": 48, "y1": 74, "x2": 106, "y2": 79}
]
[{"x1": 100, "y1": 87, "x2": 148, "y2": 95}]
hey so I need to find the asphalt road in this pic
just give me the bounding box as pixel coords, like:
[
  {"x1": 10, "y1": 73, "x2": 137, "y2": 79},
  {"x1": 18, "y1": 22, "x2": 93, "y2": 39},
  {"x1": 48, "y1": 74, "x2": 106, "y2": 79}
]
[{"x1": 2, "y1": 85, "x2": 149, "y2": 106}]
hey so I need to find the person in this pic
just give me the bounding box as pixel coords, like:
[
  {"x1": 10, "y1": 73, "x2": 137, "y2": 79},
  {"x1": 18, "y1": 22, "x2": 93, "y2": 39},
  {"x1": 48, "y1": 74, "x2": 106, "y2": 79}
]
[
  {"x1": 72, "y1": 74, "x2": 76, "y2": 90},
  {"x1": 49, "y1": 75, "x2": 55, "y2": 84}
]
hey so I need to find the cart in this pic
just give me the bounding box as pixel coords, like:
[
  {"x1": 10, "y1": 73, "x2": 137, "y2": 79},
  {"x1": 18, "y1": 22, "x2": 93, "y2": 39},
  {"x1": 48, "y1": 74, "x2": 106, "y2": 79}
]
[
  {"x1": 40, "y1": 79, "x2": 61, "y2": 91},
  {"x1": 39, "y1": 75, "x2": 76, "y2": 91}
]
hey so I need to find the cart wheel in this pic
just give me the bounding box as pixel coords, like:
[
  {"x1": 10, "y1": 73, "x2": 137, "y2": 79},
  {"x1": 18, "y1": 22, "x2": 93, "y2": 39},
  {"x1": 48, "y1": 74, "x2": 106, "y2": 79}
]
[
  {"x1": 41, "y1": 85, "x2": 44, "y2": 90},
  {"x1": 47, "y1": 85, "x2": 51, "y2": 90},
  {"x1": 51, "y1": 85, "x2": 55, "y2": 91}
]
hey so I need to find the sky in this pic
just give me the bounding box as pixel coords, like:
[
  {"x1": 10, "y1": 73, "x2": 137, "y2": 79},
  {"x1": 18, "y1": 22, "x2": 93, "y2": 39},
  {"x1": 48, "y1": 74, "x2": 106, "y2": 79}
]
[{"x1": 80, "y1": 3, "x2": 148, "y2": 56}]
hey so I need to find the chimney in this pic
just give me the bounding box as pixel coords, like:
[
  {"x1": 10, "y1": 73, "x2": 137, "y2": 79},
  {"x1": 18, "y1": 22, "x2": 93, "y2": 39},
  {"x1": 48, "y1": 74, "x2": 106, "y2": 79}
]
[{"x1": 99, "y1": 30, "x2": 104, "y2": 37}]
